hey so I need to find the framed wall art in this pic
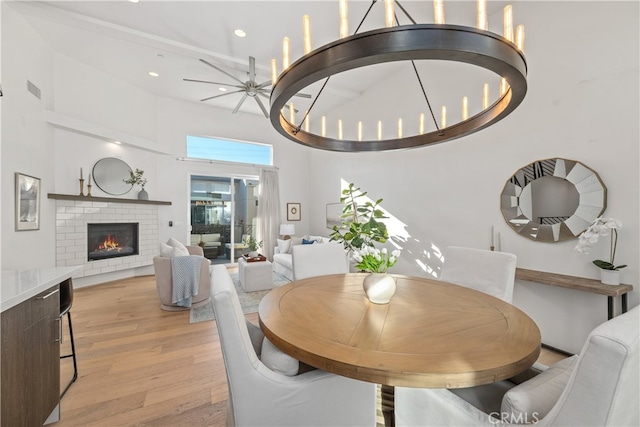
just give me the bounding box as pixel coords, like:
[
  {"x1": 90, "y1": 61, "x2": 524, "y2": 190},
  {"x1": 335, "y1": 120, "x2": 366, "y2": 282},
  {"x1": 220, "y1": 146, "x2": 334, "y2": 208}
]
[
  {"x1": 15, "y1": 172, "x2": 41, "y2": 231},
  {"x1": 287, "y1": 203, "x2": 301, "y2": 221}
]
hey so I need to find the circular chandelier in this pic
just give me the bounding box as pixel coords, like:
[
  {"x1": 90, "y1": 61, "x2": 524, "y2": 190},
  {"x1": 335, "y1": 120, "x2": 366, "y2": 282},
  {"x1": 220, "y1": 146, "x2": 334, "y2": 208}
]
[{"x1": 269, "y1": 0, "x2": 528, "y2": 152}]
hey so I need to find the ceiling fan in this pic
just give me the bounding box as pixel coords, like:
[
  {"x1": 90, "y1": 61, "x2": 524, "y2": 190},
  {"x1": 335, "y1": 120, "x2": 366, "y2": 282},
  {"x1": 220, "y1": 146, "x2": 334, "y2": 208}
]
[{"x1": 184, "y1": 56, "x2": 310, "y2": 118}]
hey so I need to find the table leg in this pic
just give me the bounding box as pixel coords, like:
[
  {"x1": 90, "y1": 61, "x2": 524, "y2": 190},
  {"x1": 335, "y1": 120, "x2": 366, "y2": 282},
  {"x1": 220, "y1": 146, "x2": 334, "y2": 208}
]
[
  {"x1": 608, "y1": 296, "x2": 613, "y2": 320},
  {"x1": 622, "y1": 294, "x2": 628, "y2": 314},
  {"x1": 381, "y1": 385, "x2": 395, "y2": 427}
]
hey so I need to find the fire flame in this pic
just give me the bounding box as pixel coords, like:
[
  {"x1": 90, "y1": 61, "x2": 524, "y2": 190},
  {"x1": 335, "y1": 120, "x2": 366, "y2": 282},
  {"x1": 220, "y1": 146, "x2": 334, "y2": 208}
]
[{"x1": 96, "y1": 234, "x2": 121, "y2": 252}]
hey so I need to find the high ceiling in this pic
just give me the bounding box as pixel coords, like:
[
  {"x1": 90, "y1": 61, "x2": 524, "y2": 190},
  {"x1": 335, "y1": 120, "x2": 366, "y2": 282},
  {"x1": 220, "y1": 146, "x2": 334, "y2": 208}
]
[{"x1": 11, "y1": 1, "x2": 516, "y2": 122}]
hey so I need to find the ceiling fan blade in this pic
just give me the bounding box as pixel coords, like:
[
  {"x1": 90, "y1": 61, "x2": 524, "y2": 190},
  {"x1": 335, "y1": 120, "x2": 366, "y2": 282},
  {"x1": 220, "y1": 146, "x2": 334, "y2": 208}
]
[
  {"x1": 200, "y1": 89, "x2": 245, "y2": 102},
  {"x1": 232, "y1": 93, "x2": 249, "y2": 114},
  {"x1": 249, "y1": 56, "x2": 256, "y2": 83},
  {"x1": 257, "y1": 80, "x2": 272, "y2": 89},
  {"x1": 293, "y1": 92, "x2": 312, "y2": 99},
  {"x1": 199, "y1": 58, "x2": 245, "y2": 85},
  {"x1": 184, "y1": 78, "x2": 243, "y2": 88},
  {"x1": 287, "y1": 105, "x2": 302, "y2": 114},
  {"x1": 254, "y1": 96, "x2": 269, "y2": 118}
]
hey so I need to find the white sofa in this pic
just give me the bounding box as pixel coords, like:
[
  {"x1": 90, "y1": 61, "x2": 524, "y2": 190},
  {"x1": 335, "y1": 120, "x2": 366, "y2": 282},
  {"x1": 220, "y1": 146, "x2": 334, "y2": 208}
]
[{"x1": 272, "y1": 236, "x2": 335, "y2": 281}]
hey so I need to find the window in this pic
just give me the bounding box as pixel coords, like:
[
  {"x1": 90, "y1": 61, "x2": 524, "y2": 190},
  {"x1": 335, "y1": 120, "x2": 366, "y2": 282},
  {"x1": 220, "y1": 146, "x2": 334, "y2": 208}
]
[{"x1": 187, "y1": 135, "x2": 272, "y2": 166}]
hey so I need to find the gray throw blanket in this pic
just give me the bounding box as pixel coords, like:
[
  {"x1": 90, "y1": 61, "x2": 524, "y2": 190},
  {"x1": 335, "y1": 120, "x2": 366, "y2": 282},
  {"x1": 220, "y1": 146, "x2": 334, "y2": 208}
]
[{"x1": 171, "y1": 255, "x2": 202, "y2": 307}]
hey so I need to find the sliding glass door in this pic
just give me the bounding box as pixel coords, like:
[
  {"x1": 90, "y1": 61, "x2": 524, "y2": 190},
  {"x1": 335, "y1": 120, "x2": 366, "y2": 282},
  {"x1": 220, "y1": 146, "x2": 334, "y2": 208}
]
[{"x1": 190, "y1": 175, "x2": 259, "y2": 264}]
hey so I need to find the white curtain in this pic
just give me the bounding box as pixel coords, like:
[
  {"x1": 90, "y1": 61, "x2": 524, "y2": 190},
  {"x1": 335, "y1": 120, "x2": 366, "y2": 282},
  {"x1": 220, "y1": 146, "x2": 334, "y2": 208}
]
[{"x1": 257, "y1": 168, "x2": 281, "y2": 261}]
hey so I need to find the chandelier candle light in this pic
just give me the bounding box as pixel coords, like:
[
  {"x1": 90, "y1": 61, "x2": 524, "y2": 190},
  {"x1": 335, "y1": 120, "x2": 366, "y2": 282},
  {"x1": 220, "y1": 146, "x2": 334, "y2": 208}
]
[{"x1": 269, "y1": 0, "x2": 527, "y2": 152}]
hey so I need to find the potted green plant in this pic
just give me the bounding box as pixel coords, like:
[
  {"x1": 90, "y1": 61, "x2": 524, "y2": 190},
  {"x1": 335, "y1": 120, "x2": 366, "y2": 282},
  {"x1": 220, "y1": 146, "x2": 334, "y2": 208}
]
[
  {"x1": 247, "y1": 236, "x2": 263, "y2": 258},
  {"x1": 575, "y1": 217, "x2": 627, "y2": 285},
  {"x1": 123, "y1": 168, "x2": 148, "y2": 200},
  {"x1": 329, "y1": 183, "x2": 389, "y2": 252}
]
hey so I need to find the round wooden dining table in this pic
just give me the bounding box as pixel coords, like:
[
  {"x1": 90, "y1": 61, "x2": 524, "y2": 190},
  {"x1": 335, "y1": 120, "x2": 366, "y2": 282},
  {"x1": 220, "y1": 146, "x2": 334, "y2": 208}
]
[{"x1": 258, "y1": 273, "x2": 541, "y2": 389}]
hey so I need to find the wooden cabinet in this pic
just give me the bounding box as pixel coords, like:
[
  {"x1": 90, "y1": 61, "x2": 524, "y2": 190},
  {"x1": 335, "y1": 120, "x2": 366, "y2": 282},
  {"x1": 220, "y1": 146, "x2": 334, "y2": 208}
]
[{"x1": 1, "y1": 284, "x2": 60, "y2": 426}]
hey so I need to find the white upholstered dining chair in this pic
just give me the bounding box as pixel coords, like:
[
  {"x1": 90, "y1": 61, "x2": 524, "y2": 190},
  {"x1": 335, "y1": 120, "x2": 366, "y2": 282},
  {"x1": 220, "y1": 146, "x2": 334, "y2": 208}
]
[
  {"x1": 210, "y1": 265, "x2": 376, "y2": 426},
  {"x1": 292, "y1": 242, "x2": 349, "y2": 280},
  {"x1": 395, "y1": 305, "x2": 639, "y2": 426},
  {"x1": 439, "y1": 246, "x2": 517, "y2": 303}
]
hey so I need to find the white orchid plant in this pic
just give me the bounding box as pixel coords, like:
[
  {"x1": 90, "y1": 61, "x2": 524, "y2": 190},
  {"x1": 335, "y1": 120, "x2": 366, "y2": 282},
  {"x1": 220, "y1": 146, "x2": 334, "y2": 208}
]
[
  {"x1": 575, "y1": 217, "x2": 627, "y2": 271},
  {"x1": 352, "y1": 246, "x2": 401, "y2": 273}
]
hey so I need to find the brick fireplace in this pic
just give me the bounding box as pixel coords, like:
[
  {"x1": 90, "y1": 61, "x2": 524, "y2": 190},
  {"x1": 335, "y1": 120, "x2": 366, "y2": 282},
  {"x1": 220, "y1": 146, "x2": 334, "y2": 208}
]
[{"x1": 54, "y1": 199, "x2": 158, "y2": 278}]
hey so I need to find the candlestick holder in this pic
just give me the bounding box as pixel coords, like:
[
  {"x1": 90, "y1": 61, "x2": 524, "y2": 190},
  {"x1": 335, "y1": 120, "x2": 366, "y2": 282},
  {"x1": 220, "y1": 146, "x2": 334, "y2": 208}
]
[
  {"x1": 86, "y1": 184, "x2": 92, "y2": 197},
  {"x1": 79, "y1": 178, "x2": 85, "y2": 196}
]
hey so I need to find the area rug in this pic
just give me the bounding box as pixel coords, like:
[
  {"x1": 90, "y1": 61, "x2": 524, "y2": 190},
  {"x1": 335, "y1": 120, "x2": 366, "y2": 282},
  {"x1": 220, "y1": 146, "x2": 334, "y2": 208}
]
[{"x1": 190, "y1": 271, "x2": 290, "y2": 323}]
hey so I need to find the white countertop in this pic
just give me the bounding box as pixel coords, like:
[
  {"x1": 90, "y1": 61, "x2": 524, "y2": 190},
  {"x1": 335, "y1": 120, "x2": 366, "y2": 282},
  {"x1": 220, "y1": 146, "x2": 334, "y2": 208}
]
[{"x1": 1, "y1": 266, "x2": 82, "y2": 312}]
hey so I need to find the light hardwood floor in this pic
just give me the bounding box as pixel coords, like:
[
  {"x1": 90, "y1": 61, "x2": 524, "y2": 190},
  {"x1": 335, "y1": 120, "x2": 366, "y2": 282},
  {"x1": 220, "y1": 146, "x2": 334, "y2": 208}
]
[
  {"x1": 58, "y1": 273, "x2": 567, "y2": 426},
  {"x1": 58, "y1": 274, "x2": 228, "y2": 426}
]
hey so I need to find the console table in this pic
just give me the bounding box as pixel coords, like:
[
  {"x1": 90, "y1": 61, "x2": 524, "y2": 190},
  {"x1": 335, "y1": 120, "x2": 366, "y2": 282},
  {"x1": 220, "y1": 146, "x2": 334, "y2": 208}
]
[{"x1": 516, "y1": 268, "x2": 633, "y2": 320}]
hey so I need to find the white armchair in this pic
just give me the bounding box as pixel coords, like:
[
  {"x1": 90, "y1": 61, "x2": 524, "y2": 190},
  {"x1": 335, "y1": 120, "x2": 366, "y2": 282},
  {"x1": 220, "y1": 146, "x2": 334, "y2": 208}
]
[
  {"x1": 210, "y1": 265, "x2": 376, "y2": 426},
  {"x1": 439, "y1": 246, "x2": 517, "y2": 302},
  {"x1": 395, "y1": 305, "x2": 639, "y2": 426},
  {"x1": 153, "y1": 245, "x2": 211, "y2": 311}
]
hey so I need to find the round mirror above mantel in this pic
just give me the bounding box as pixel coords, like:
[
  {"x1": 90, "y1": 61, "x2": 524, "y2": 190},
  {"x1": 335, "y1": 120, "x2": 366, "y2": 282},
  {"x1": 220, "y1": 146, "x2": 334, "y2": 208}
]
[
  {"x1": 92, "y1": 157, "x2": 133, "y2": 196},
  {"x1": 500, "y1": 158, "x2": 607, "y2": 242}
]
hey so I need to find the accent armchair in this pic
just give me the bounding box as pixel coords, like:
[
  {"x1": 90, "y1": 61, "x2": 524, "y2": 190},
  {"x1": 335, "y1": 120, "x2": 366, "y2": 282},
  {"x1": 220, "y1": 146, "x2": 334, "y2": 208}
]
[
  {"x1": 153, "y1": 245, "x2": 211, "y2": 311},
  {"x1": 395, "y1": 305, "x2": 639, "y2": 426},
  {"x1": 210, "y1": 264, "x2": 376, "y2": 426}
]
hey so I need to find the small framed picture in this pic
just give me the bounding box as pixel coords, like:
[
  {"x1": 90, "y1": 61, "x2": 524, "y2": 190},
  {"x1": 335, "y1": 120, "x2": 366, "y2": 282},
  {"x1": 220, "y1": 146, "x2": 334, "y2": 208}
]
[
  {"x1": 287, "y1": 203, "x2": 301, "y2": 221},
  {"x1": 15, "y1": 172, "x2": 41, "y2": 231}
]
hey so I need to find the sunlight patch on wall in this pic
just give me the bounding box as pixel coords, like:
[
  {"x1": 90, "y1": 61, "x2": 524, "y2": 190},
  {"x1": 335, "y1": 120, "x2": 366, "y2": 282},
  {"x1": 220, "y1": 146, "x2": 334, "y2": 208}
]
[
  {"x1": 339, "y1": 179, "x2": 444, "y2": 277},
  {"x1": 339, "y1": 179, "x2": 410, "y2": 249}
]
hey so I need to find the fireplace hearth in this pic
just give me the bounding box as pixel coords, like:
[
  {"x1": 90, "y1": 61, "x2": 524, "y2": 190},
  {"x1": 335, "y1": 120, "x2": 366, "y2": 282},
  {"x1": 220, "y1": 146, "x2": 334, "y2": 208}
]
[{"x1": 88, "y1": 223, "x2": 139, "y2": 261}]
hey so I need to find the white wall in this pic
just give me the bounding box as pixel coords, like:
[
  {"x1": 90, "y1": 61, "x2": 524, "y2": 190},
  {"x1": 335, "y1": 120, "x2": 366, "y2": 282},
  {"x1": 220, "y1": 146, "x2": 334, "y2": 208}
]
[
  {"x1": 154, "y1": 97, "x2": 312, "y2": 246},
  {"x1": 1, "y1": 5, "x2": 312, "y2": 281},
  {"x1": 0, "y1": 1, "x2": 3, "y2": 269},
  {"x1": 306, "y1": 1, "x2": 639, "y2": 353},
  {"x1": 1, "y1": 4, "x2": 56, "y2": 270}
]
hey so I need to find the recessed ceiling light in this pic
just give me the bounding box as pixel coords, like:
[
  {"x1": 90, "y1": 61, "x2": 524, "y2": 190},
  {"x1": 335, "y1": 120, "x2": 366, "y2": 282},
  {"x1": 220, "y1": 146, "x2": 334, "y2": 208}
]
[
  {"x1": 128, "y1": 0, "x2": 139, "y2": 3},
  {"x1": 219, "y1": 87, "x2": 228, "y2": 92},
  {"x1": 234, "y1": 29, "x2": 247, "y2": 38},
  {"x1": 113, "y1": 141, "x2": 122, "y2": 145},
  {"x1": 148, "y1": 71, "x2": 159, "y2": 77}
]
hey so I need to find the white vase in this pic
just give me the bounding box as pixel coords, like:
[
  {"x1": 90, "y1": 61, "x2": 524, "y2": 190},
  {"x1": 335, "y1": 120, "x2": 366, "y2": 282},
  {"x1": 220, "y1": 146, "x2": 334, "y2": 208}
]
[
  {"x1": 248, "y1": 251, "x2": 259, "y2": 258},
  {"x1": 600, "y1": 269, "x2": 620, "y2": 285},
  {"x1": 363, "y1": 273, "x2": 396, "y2": 304}
]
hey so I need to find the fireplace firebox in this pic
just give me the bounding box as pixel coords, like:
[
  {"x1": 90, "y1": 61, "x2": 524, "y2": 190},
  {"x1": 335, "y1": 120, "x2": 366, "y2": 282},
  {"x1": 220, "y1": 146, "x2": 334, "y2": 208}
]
[{"x1": 87, "y1": 223, "x2": 139, "y2": 261}]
